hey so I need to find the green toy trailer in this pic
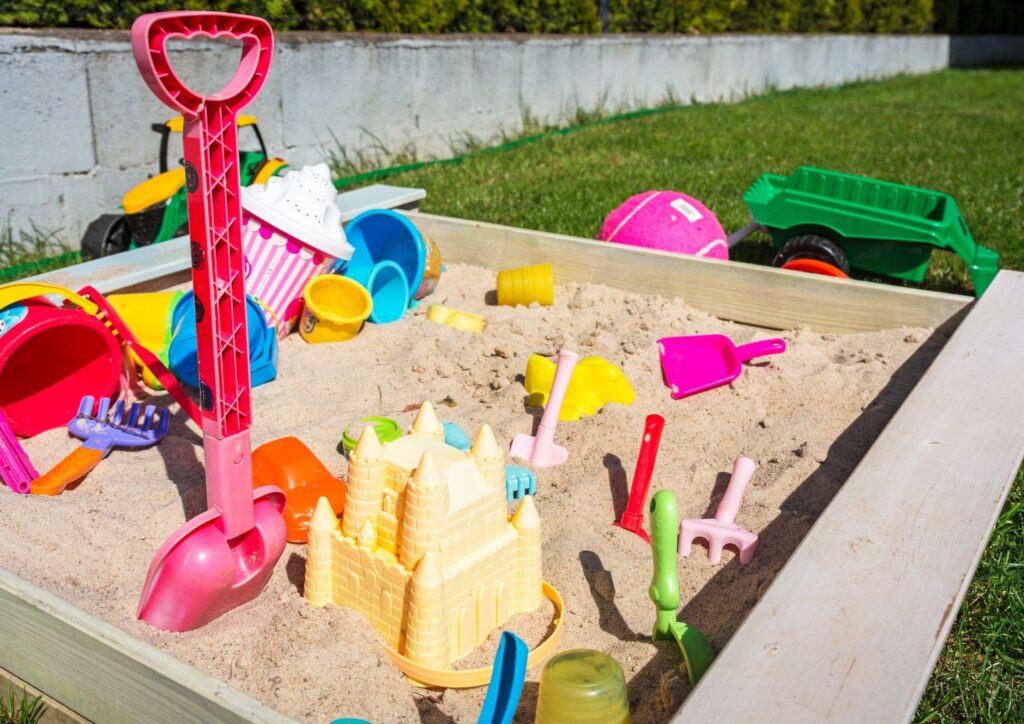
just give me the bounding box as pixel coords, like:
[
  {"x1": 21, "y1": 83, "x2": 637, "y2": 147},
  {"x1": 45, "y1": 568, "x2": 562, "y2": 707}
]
[{"x1": 742, "y1": 166, "x2": 1000, "y2": 296}]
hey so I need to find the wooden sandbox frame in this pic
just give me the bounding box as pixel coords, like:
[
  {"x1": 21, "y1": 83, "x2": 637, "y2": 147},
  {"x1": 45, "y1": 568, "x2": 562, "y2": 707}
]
[{"x1": 2, "y1": 189, "x2": 1022, "y2": 723}]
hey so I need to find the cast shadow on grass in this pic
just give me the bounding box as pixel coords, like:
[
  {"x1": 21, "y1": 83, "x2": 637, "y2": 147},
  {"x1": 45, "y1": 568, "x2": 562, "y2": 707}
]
[{"x1": 622, "y1": 307, "x2": 968, "y2": 722}]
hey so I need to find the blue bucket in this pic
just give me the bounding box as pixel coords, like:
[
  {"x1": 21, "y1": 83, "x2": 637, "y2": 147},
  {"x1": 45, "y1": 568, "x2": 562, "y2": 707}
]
[
  {"x1": 338, "y1": 210, "x2": 424, "y2": 322},
  {"x1": 168, "y1": 291, "x2": 278, "y2": 389}
]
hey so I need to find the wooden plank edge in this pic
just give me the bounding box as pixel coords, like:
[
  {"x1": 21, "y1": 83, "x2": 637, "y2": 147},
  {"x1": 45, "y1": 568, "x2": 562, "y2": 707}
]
[
  {"x1": 0, "y1": 568, "x2": 297, "y2": 724},
  {"x1": 674, "y1": 270, "x2": 1024, "y2": 722},
  {"x1": 25, "y1": 184, "x2": 425, "y2": 295},
  {"x1": 408, "y1": 212, "x2": 973, "y2": 334}
]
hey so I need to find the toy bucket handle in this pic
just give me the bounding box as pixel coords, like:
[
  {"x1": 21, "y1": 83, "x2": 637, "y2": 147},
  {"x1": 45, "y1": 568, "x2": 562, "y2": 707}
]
[
  {"x1": 0, "y1": 282, "x2": 99, "y2": 316},
  {"x1": 130, "y1": 11, "x2": 273, "y2": 117}
]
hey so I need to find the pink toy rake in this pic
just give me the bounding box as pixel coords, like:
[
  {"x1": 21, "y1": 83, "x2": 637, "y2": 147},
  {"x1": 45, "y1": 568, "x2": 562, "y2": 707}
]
[
  {"x1": 510, "y1": 349, "x2": 579, "y2": 468},
  {"x1": 679, "y1": 456, "x2": 759, "y2": 565},
  {"x1": 613, "y1": 414, "x2": 665, "y2": 543},
  {"x1": 131, "y1": 11, "x2": 286, "y2": 632}
]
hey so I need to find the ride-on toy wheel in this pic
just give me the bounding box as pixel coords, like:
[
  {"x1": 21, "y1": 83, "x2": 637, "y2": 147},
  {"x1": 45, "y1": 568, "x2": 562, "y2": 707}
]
[
  {"x1": 81, "y1": 214, "x2": 130, "y2": 260},
  {"x1": 772, "y1": 234, "x2": 850, "y2": 275}
]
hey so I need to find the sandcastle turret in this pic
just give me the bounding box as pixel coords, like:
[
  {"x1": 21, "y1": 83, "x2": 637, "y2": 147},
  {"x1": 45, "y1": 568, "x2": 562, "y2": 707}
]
[
  {"x1": 342, "y1": 426, "x2": 385, "y2": 538},
  {"x1": 512, "y1": 495, "x2": 543, "y2": 611},
  {"x1": 399, "y1": 452, "x2": 447, "y2": 569},
  {"x1": 470, "y1": 424, "x2": 504, "y2": 490},
  {"x1": 305, "y1": 496, "x2": 339, "y2": 606},
  {"x1": 403, "y1": 550, "x2": 448, "y2": 667},
  {"x1": 408, "y1": 401, "x2": 445, "y2": 441}
]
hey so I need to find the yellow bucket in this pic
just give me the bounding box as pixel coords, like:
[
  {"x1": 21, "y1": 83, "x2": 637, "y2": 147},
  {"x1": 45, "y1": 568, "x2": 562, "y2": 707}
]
[
  {"x1": 300, "y1": 275, "x2": 373, "y2": 343},
  {"x1": 496, "y1": 263, "x2": 554, "y2": 306}
]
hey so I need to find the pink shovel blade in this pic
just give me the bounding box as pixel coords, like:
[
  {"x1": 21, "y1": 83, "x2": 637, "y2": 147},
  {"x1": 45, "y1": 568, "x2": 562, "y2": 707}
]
[
  {"x1": 137, "y1": 486, "x2": 286, "y2": 632},
  {"x1": 657, "y1": 335, "x2": 786, "y2": 400},
  {"x1": 509, "y1": 433, "x2": 567, "y2": 468}
]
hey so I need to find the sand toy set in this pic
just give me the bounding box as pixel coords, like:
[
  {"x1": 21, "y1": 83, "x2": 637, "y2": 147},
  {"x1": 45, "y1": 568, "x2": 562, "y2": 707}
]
[{"x1": 13, "y1": 9, "x2": 988, "y2": 724}]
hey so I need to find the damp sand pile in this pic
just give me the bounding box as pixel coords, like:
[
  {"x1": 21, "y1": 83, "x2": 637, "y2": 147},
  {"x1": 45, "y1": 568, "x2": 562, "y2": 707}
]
[{"x1": 1, "y1": 263, "x2": 947, "y2": 722}]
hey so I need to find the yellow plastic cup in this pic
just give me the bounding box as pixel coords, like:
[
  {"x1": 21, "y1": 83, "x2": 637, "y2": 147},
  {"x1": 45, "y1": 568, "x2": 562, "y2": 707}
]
[
  {"x1": 108, "y1": 291, "x2": 184, "y2": 389},
  {"x1": 496, "y1": 263, "x2": 554, "y2": 306},
  {"x1": 300, "y1": 275, "x2": 373, "y2": 344},
  {"x1": 535, "y1": 649, "x2": 630, "y2": 724},
  {"x1": 426, "y1": 304, "x2": 486, "y2": 333}
]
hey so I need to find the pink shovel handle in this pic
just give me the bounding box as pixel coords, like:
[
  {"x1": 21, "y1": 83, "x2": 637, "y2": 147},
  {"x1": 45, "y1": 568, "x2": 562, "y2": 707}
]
[
  {"x1": 131, "y1": 12, "x2": 273, "y2": 117},
  {"x1": 538, "y1": 350, "x2": 580, "y2": 433},
  {"x1": 714, "y1": 456, "x2": 756, "y2": 525},
  {"x1": 735, "y1": 338, "x2": 786, "y2": 363}
]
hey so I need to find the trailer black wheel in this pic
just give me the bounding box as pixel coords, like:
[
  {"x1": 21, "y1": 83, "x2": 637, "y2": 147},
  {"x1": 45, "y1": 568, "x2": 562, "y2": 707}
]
[
  {"x1": 81, "y1": 214, "x2": 130, "y2": 260},
  {"x1": 772, "y1": 234, "x2": 850, "y2": 275}
]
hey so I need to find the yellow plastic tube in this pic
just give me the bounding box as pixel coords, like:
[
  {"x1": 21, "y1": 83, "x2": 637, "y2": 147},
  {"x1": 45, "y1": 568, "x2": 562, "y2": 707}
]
[{"x1": 496, "y1": 263, "x2": 554, "y2": 307}]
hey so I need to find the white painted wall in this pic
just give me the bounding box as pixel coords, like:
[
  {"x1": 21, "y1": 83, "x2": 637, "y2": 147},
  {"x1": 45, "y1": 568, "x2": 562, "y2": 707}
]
[{"x1": 0, "y1": 30, "x2": 1004, "y2": 245}]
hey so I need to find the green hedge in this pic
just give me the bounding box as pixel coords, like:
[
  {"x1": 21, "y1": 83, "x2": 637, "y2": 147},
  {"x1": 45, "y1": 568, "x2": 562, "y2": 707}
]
[{"x1": 0, "y1": 0, "x2": 1017, "y2": 33}]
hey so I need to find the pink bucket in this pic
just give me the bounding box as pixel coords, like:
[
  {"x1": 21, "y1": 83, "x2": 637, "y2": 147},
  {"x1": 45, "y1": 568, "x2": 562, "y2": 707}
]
[{"x1": 242, "y1": 215, "x2": 336, "y2": 337}]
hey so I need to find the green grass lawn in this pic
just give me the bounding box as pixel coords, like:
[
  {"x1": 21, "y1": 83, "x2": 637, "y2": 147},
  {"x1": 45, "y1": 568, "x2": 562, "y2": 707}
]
[{"x1": 377, "y1": 68, "x2": 1024, "y2": 720}]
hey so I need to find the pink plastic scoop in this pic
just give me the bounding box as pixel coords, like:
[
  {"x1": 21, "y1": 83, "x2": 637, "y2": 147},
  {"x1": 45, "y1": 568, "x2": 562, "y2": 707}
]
[
  {"x1": 657, "y1": 334, "x2": 786, "y2": 400},
  {"x1": 510, "y1": 349, "x2": 579, "y2": 468},
  {"x1": 132, "y1": 11, "x2": 286, "y2": 632},
  {"x1": 679, "y1": 456, "x2": 759, "y2": 565},
  {"x1": 0, "y1": 407, "x2": 36, "y2": 494}
]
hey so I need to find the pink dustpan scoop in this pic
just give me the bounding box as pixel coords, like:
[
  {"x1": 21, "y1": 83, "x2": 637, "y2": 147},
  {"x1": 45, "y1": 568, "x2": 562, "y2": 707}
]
[
  {"x1": 657, "y1": 334, "x2": 786, "y2": 400},
  {"x1": 131, "y1": 10, "x2": 287, "y2": 632}
]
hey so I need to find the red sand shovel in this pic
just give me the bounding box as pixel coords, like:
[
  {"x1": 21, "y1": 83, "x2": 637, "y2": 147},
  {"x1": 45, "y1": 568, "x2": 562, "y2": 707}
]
[
  {"x1": 132, "y1": 11, "x2": 286, "y2": 632},
  {"x1": 613, "y1": 414, "x2": 665, "y2": 543}
]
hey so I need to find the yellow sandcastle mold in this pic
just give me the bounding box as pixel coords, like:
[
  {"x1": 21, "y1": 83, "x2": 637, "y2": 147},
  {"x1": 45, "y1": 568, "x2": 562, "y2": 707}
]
[
  {"x1": 426, "y1": 304, "x2": 486, "y2": 333},
  {"x1": 304, "y1": 403, "x2": 547, "y2": 674},
  {"x1": 524, "y1": 354, "x2": 635, "y2": 421}
]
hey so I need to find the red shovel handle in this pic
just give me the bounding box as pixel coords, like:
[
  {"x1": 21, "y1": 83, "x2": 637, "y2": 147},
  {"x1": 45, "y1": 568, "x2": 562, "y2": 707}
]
[{"x1": 131, "y1": 11, "x2": 273, "y2": 116}]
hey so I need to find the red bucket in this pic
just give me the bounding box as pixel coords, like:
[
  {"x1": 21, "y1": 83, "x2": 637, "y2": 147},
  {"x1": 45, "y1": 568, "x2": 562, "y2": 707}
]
[{"x1": 0, "y1": 285, "x2": 123, "y2": 437}]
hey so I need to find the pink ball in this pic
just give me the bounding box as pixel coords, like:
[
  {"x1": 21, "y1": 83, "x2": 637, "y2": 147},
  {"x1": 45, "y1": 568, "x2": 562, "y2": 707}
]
[{"x1": 598, "y1": 191, "x2": 729, "y2": 260}]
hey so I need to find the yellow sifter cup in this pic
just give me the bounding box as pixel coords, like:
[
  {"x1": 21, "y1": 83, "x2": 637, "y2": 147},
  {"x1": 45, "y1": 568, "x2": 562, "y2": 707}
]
[
  {"x1": 535, "y1": 649, "x2": 630, "y2": 723},
  {"x1": 496, "y1": 263, "x2": 554, "y2": 306}
]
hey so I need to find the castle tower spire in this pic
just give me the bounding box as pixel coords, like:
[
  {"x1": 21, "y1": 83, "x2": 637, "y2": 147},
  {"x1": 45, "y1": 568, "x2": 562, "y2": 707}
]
[
  {"x1": 304, "y1": 496, "x2": 339, "y2": 606},
  {"x1": 409, "y1": 401, "x2": 444, "y2": 441},
  {"x1": 342, "y1": 426, "x2": 385, "y2": 538},
  {"x1": 399, "y1": 452, "x2": 447, "y2": 569},
  {"x1": 403, "y1": 550, "x2": 448, "y2": 667},
  {"x1": 511, "y1": 495, "x2": 543, "y2": 611},
  {"x1": 469, "y1": 424, "x2": 504, "y2": 490}
]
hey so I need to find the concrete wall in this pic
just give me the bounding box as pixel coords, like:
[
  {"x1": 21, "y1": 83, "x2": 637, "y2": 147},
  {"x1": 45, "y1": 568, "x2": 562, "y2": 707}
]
[{"x1": 0, "y1": 30, "x2": 1002, "y2": 244}]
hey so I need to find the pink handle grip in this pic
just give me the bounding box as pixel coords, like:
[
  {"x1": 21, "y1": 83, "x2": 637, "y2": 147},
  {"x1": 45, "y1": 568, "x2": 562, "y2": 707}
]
[
  {"x1": 735, "y1": 338, "x2": 786, "y2": 364},
  {"x1": 538, "y1": 350, "x2": 580, "y2": 432},
  {"x1": 131, "y1": 11, "x2": 273, "y2": 116},
  {"x1": 714, "y1": 456, "x2": 756, "y2": 525}
]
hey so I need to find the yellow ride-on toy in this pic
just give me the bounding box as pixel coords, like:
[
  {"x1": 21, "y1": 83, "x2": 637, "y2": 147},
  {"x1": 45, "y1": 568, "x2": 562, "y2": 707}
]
[{"x1": 80, "y1": 115, "x2": 288, "y2": 259}]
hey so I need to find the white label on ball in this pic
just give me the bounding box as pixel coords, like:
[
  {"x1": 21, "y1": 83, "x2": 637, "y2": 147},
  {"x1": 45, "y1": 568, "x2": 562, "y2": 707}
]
[{"x1": 669, "y1": 198, "x2": 703, "y2": 223}]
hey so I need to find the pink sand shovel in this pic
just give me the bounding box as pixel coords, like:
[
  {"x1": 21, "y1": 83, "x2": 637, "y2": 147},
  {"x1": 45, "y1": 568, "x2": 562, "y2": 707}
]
[
  {"x1": 510, "y1": 349, "x2": 579, "y2": 468},
  {"x1": 132, "y1": 11, "x2": 287, "y2": 632},
  {"x1": 657, "y1": 334, "x2": 786, "y2": 400},
  {"x1": 679, "y1": 456, "x2": 759, "y2": 565}
]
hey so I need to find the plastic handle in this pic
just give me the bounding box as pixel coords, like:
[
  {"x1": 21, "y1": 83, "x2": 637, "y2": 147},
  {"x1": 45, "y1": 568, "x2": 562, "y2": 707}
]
[
  {"x1": 714, "y1": 457, "x2": 756, "y2": 525},
  {"x1": 538, "y1": 350, "x2": 580, "y2": 432},
  {"x1": 649, "y1": 489, "x2": 680, "y2": 637},
  {"x1": 0, "y1": 282, "x2": 99, "y2": 317},
  {"x1": 620, "y1": 414, "x2": 665, "y2": 527},
  {"x1": 734, "y1": 338, "x2": 786, "y2": 363},
  {"x1": 131, "y1": 11, "x2": 273, "y2": 117},
  {"x1": 30, "y1": 447, "x2": 104, "y2": 496}
]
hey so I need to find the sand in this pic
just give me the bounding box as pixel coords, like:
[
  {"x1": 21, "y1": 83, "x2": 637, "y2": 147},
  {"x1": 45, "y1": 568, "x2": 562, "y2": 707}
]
[{"x1": 1, "y1": 263, "x2": 949, "y2": 723}]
